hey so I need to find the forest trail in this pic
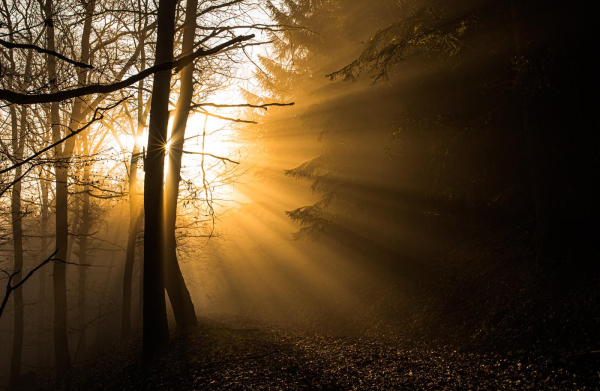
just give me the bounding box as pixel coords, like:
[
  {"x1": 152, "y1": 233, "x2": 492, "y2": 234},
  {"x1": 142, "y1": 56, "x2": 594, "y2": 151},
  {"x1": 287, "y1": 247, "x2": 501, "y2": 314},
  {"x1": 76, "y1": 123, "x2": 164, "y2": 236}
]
[{"x1": 29, "y1": 315, "x2": 599, "y2": 390}]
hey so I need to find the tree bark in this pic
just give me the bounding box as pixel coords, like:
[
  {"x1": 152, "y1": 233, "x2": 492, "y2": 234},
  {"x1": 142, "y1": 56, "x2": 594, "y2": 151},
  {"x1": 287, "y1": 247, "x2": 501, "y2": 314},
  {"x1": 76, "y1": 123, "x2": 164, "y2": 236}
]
[
  {"x1": 142, "y1": 0, "x2": 177, "y2": 361},
  {"x1": 76, "y1": 135, "x2": 91, "y2": 353},
  {"x1": 43, "y1": 0, "x2": 72, "y2": 378},
  {"x1": 121, "y1": 159, "x2": 144, "y2": 339},
  {"x1": 122, "y1": 39, "x2": 149, "y2": 338},
  {"x1": 9, "y1": 104, "x2": 25, "y2": 388},
  {"x1": 163, "y1": 0, "x2": 199, "y2": 331},
  {"x1": 37, "y1": 167, "x2": 50, "y2": 367},
  {"x1": 137, "y1": 236, "x2": 144, "y2": 328},
  {"x1": 46, "y1": 0, "x2": 95, "y2": 377},
  {"x1": 95, "y1": 219, "x2": 123, "y2": 347}
]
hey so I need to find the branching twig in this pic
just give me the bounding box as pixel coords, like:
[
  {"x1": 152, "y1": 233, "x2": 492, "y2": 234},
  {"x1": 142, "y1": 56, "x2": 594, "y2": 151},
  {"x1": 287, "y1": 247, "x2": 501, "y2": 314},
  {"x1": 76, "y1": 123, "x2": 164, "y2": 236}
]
[
  {"x1": 193, "y1": 108, "x2": 257, "y2": 124},
  {"x1": 0, "y1": 249, "x2": 58, "y2": 318},
  {"x1": 190, "y1": 102, "x2": 294, "y2": 110},
  {"x1": 0, "y1": 34, "x2": 255, "y2": 104},
  {"x1": 182, "y1": 150, "x2": 239, "y2": 164},
  {"x1": 0, "y1": 96, "x2": 131, "y2": 175},
  {"x1": 0, "y1": 38, "x2": 93, "y2": 69}
]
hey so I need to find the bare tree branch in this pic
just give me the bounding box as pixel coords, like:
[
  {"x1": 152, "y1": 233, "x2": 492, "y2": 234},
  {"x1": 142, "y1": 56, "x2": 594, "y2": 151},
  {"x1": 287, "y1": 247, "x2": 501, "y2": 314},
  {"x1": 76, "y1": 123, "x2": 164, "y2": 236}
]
[
  {"x1": 190, "y1": 102, "x2": 294, "y2": 110},
  {"x1": 0, "y1": 96, "x2": 131, "y2": 175},
  {"x1": 193, "y1": 108, "x2": 257, "y2": 124},
  {"x1": 0, "y1": 38, "x2": 93, "y2": 68},
  {"x1": 0, "y1": 34, "x2": 255, "y2": 104},
  {"x1": 0, "y1": 249, "x2": 58, "y2": 318},
  {"x1": 197, "y1": 0, "x2": 245, "y2": 17},
  {"x1": 182, "y1": 150, "x2": 239, "y2": 164}
]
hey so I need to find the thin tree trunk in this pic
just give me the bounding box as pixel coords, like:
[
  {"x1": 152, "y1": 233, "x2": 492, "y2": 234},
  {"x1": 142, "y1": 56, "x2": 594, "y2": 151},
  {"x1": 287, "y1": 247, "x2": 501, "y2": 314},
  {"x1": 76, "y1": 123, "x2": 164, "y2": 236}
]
[
  {"x1": 137, "y1": 235, "x2": 144, "y2": 329},
  {"x1": 9, "y1": 104, "x2": 25, "y2": 388},
  {"x1": 142, "y1": 0, "x2": 177, "y2": 361},
  {"x1": 43, "y1": 0, "x2": 72, "y2": 377},
  {"x1": 51, "y1": 114, "x2": 72, "y2": 381},
  {"x1": 163, "y1": 0, "x2": 199, "y2": 331},
  {"x1": 46, "y1": 0, "x2": 95, "y2": 377},
  {"x1": 67, "y1": 193, "x2": 81, "y2": 264},
  {"x1": 95, "y1": 217, "x2": 123, "y2": 347},
  {"x1": 37, "y1": 168, "x2": 50, "y2": 367},
  {"x1": 121, "y1": 206, "x2": 143, "y2": 338},
  {"x1": 122, "y1": 51, "x2": 149, "y2": 338},
  {"x1": 76, "y1": 135, "x2": 91, "y2": 353},
  {"x1": 6, "y1": 31, "x2": 35, "y2": 387}
]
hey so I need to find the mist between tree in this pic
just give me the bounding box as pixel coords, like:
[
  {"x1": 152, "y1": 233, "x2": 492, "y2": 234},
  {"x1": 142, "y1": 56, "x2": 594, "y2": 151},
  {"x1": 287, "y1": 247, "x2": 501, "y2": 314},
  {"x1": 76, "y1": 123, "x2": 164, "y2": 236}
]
[{"x1": 0, "y1": 0, "x2": 598, "y2": 389}]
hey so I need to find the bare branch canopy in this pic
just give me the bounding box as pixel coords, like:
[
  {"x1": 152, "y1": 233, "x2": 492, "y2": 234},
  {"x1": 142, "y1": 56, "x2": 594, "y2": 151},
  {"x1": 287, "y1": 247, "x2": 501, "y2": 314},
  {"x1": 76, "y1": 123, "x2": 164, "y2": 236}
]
[{"x1": 0, "y1": 34, "x2": 254, "y2": 105}]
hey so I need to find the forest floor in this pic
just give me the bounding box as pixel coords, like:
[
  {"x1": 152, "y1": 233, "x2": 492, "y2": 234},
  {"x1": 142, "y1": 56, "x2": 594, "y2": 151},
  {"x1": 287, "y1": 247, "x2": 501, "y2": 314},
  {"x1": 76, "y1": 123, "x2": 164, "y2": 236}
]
[{"x1": 24, "y1": 314, "x2": 600, "y2": 390}]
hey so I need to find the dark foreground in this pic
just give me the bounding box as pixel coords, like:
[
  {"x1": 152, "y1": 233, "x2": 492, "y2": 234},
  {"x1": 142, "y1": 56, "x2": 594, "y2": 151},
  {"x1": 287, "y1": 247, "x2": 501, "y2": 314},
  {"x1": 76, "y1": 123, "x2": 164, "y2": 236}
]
[{"x1": 20, "y1": 315, "x2": 599, "y2": 390}]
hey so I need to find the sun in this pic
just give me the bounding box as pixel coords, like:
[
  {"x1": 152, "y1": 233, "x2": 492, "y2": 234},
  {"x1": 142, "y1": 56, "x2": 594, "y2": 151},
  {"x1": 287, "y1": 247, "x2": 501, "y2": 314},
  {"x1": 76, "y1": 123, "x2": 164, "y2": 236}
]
[{"x1": 177, "y1": 110, "x2": 243, "y2": 205}]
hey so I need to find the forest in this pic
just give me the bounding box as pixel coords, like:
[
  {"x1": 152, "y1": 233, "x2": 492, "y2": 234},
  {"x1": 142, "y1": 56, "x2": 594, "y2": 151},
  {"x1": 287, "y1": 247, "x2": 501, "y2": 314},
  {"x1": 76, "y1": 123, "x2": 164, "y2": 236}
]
[{"x1": 0, "y1": 0, "x2": 598, "y2": 389}]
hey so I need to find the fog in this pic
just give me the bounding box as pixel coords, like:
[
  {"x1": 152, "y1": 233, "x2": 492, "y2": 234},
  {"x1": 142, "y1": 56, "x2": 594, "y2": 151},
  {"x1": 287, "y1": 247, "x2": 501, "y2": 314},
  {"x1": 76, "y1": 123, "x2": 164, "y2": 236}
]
[{"x1": 0, "y1": 0, "x2": 598, "y2": 389}]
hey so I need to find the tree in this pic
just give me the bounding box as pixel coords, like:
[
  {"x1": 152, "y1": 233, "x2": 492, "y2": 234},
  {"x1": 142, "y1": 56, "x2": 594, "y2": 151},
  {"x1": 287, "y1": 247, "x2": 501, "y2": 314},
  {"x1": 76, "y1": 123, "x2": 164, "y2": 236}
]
[
  {"x1": 1, "y1": 0, "x2": 291, "y2": 370},
  {"x1": 141, "y1": 0, "x2": 177, "y2": 359},
  {"x1": 43, "y1": 0, "x2": 96, "y2": 376},
  {"x1": 121, "y1": 80, "x2": 149, "y2": 339},
  {"x1": 327, "y1": 0, "x2": 599, "y2": 269},
  {"x1": 162, "y1": 0, "x2": 200, "y2": 332},
  {"x1": 8, "y1": 103, "x2": 26, "y2": 388}
]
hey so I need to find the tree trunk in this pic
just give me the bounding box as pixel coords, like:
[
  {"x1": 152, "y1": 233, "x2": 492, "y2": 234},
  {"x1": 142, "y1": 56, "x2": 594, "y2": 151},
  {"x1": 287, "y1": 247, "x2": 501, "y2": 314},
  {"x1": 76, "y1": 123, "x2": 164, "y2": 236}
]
[
  {"x1": 122, "y1": 66, "x2": 149, "y2": 339},
  {"x1": 121, "y1": 202, "x2": 143, "y2": 338},
  {"x1": 46, "y1": 0, "x2": 95, "y2": 377},
  {"x1": 76, "y1": 135, "x2": 91, "y2": 353},
  {"x1": 37, "y1": 168, "x2": 50, "y2": 367},
  {"x1": 43, "y1": 0, "x2": 72, "y2": 378},
  {"x1": 95, "y1": 219, "x2": 123, "y2": 347},
  {"x1": 9, "y1": 104, "x2": 25, "y2": 388},
  {"x1": 137, "y1": 235, "x2": 144, "y2": 328},
  {"x1": 142, "y1": 0, "x2": 177, "y2": 361},
  {"x1": 67, "y1": 193, "x2": 81, "y2": 264},
  {"x1": 163, "y1": 0, "x2": 199, "y2": 331},
  {"x1": 52, "y1": 138, "x2": 72, "y2": 380}
]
